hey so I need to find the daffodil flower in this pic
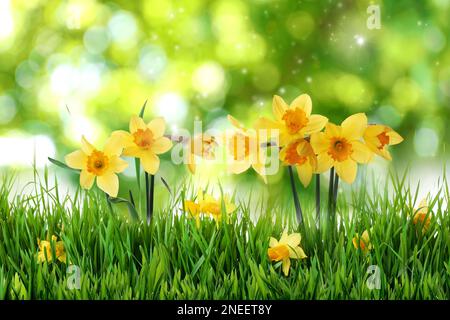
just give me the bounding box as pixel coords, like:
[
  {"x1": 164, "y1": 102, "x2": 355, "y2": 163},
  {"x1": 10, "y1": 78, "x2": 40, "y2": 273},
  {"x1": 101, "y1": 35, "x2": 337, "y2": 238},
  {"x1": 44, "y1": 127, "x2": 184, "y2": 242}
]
[
  {"x1": 65, "y1": 136, "x2": 128, "y2": 197},
  {"x1": 183, "y1": 190, "x2": 237, "y2": 226},
  {"x1": 186, "y1": 133, "x2": 217, "y2": 174},
  {"x1": 225, "y1": 115, "x2": 267, "y2": 182},
  {"x1": 413, "y1": 198, "x2": 431, "y2": 234},
  {"x1": 310, "y1": 113, "x2": 372, "y2": 184},
  {"x1": 111, "y1": 116, "x2": 172, "y2": 174},
  {"x1": 37, "y1": 235, "x2": 66, "y2": 263},
  {"x1": 363, "y1": 124, "x2": 403, "y2": 160},
  {"x1": 268, "y1": 231, "x2": 307, "y2": 276},
  {"x1": 256, "y1": 94, "x2": 328, "y2": 146},
  {"x1": 352, "y1": 230, "x2": 372, "y2": 254},
  {"x1": 184, "y1": 199, "x2": 202, "y2": 228},
  {"x1": 280, "y1": 138, "x2": 317, "y2": 187}
]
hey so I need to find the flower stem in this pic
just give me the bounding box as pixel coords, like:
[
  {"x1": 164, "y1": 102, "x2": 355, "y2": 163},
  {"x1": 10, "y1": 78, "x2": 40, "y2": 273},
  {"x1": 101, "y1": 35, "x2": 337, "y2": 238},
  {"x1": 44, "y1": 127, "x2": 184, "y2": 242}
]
[
  {"x1": 145, "y1": 173, "x2": 155, "y2": 225},
  {"x1": 328, "y1": 167, "x2": 335, "y2": 217},
  {"x1": 333, "y1": 172, "x2": 339, "y2": 215},
  {"x1": 315, "y1": 174, "x2": 320, "y2": 223},
  {"x1": 288, "y1": 166, "x2": 303, "y2": 224}
]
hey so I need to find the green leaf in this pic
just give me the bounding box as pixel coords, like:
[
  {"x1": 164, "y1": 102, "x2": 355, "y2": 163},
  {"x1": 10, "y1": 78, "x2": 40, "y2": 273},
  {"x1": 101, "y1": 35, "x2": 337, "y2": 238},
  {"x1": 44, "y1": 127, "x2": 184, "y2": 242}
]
[
  {"x1": 160, "y1": 176, "x2": 172, "y2": 195},
  {"x1": 108, "y1": 196, "x2": 140, "y2": 221},
  {"x1": 48, "y1": 157, "x2": 80, "y2": 172},
  {"x1": 139, "y1": 99, "x2": 147, "y2": 118}
]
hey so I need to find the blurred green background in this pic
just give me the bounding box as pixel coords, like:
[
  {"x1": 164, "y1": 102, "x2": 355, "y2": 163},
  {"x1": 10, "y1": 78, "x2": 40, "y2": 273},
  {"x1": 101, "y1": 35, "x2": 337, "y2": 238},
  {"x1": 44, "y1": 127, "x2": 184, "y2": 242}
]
[{"x1": 0, "y1": 0, "x2": 449, "y2": 201}]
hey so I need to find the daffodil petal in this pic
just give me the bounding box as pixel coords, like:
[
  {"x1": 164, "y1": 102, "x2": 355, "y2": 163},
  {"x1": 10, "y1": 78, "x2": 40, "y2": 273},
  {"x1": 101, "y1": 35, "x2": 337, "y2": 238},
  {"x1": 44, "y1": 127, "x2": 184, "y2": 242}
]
[
  {"x1": 335, "y1": 159, "x2": 357, "y2": 184},
  {"x1": 316, "y1": 153, "x2": 334, "y2": 173},
  {"x1": 81, "y1": 136, "x2": 95, "y2": 154},
  {"x1": 310, "y1": 132, "x2": 328, "y2": 154},
  {"x1": 379, "y1": 148, "x2": 392, "y2": 160},
  {"x1": 97, "y1": 173, "x2": 119, "y2": 197},
  {"x1": 65, "y1": 150, "x2": 86, "y2": 170},
  {"x1": 254, "y1": 117, "x2": 283, "y2": 132},
  {"x1": 80, "y1": 170, "x2": 95, "y2": 190},
  {"x1": 282, "y1": 258, "x2": 291, "y2": 276},
  {"x1": 303, "y1": 114, "x2": 328, "y2": 135},
  {"x1": 325, "y1": 123, "x2": 341, "y2": 138},
  {"x1": 123, "y1": 145, "x2": 143, "y2": 158},
  {"x1": 129, "y1": 116, "x2": 146, "y2": 133},
  {"x1": 109, "y1": 155, "x2": 128, "y2": 173},
  {"x1": 147, "y1": 117, "x2": 166, "y2": 138},
  {"x1": 104, "y1": 135, "x2": 125, "y2": 156},
  {"x1": 387, "y1": 130, "x2": 403, "y2": 145},
  {"x1": 289, "y1": 246, "x2": 307, "y2": 259},
  {"x1": 140, "y1": 152, "x2": 160, "y2": 174},
  {"x1": 279, "y1": 231, "x2": 289, "y2": 244},
  {"x1": 111, "y1": 130, "x2": 134, "y2": 148},
  {"x1": 364, "y1": 124, "x2": 384, "y2": 138},
  {"x1": 285, "y1": 233, "x2": 301, "y2": 248},
  {"x1": 151, "y1": 137, "x2": 172, "y2": 154},
  {"x1": 341, "y1": 113, "x2": 367, "y2": 140},
  {"x1": 272, "y1": 95, "x2": 288, "y2": 121},
  {"x1": 269, "y1": 237, "x2": 278, "y2": 248},
  {"x1": 351, "y1": 141, "x2": 373, "y2": 163},
  {"x1": 296, "y1": 162, "x2": 313, "y2": 187},
  {"x1": 290, "y1": 94, "x2": 312, "y2": 117}
]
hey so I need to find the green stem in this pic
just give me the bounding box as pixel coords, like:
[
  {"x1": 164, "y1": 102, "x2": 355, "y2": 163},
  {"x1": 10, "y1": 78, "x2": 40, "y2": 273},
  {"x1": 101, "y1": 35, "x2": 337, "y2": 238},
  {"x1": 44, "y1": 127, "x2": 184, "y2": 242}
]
[
  {"x1": 328, "y1": 167, "x2": 335, "y2": 217},
  {"x1": 288, "y1": 166, "x2": 303, "y2": 224},
  {"x1": 333, "y1": 172, "x2": 339, "y2": 215},
  {"x1": 146, "y1": 173, "x2": 155, "y2": 225}
]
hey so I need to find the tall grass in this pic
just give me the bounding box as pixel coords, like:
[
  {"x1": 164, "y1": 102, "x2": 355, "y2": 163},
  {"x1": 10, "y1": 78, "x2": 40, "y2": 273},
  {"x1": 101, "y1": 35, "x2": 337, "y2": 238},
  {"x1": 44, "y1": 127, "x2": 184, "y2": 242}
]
[{"x1": 0, "y1": 169, "x2": 448, "y2": 299}]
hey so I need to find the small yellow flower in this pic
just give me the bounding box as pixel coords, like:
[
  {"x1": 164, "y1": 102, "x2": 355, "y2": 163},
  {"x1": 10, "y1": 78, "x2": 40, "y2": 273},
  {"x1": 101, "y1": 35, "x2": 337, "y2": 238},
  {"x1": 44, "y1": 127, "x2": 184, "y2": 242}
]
[
  {"x1": 310, "y1": 113, "x2": 372, "y2": 184},
  {"x1": 186, "y1": 133, "x2": 218, "y2": 174},
  {"x1": 184, "y1": 199, "x2": 202, "y2": 228},
  {"x1": 37, "y1": 235, "x2": 66, "y2": 263},
  {"x1": 352, "y1": 230, "x2": 372, "y2": 254},
  {"x1": 413, "y1": 198, "x2": 431, "y2": 234},
  {"x1": 111, "y1": 116, "x2": 172, "y2": 174},
  {"x1": 225, "y1": 115, "x2": 268, "y2": 181},
  {"x1": 65, "y1": 136, "x2": 128, "y2": 197},
  {"x1": 183, "y1": 190, "x2": 237, "y2": 226},
  {"x1": 255, "y1": 94, "x2": 328, "y2": 146},
  {"x1": 363, "y1": 124, "x2": 403, "y2": 160},
  {"x1": 268, "y1": 231, "x2": 307, "y2": 276},
  {"x1": 280, "y1": 138, "x2": 317, "y2": 187}
]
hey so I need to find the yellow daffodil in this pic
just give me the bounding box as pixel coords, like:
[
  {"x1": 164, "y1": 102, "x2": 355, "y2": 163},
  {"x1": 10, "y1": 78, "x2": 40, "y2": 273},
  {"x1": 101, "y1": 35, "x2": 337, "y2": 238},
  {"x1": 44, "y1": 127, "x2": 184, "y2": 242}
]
[
  {"x1": 226, "y1": 115, "x2": 267, "y2": 181},
  {"x1": 37, "y1": 235, "x2": 66, "y2": 263},
  {"x1": 202, "y1": 195, "x2": 237, "y2": 224},
  {"x1": 65, "y1": 136, "x2": 128, "y2": 197},
  {"x1": 268, "y1": 231, "x2": 307, "y2": 276},
  {"x1": 413, "y1": 198, "x2": 431, "y2": 234},
  {"x1": 363, "y1": 124, "x2": 403, "y2": 160},
  {"x1": 352, "y1": 230, "x2": 372, "y2": 254},
  {"x1": 256, "y1": 94, "x2": 328, "y2": 146},
  {"x1": 183, "y1": 190, "x2": 237, "y2": 226},
  {"x1": 184, "y1": 199, "x2": 202, "y2": 228},
  {"x1": 310, "y1": 113, "x2": 372, "y2": 184},
  {"x1": 280, "y1": 138, "x2": 317, "y2": 187},
  {"x1": 111, "y1": 116, "x2": 172, "y2": 174},
  {"x1": 186, "y1": 133, "x2": 217, "y2": 174}
]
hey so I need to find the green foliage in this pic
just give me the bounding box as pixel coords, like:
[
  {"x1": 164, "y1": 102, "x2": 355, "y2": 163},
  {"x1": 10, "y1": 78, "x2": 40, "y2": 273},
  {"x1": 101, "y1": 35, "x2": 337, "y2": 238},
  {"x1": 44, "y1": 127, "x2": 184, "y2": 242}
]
[{"x1": 0, "y1": 171, "x2": 448, "y2": 300}]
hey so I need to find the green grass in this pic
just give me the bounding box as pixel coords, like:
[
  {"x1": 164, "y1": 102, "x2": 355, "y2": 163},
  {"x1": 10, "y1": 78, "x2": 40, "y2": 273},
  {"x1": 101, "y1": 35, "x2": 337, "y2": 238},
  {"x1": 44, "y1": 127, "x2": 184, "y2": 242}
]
[{"x1": 0, "y1": 169, "x2": 449, "y2": 300}]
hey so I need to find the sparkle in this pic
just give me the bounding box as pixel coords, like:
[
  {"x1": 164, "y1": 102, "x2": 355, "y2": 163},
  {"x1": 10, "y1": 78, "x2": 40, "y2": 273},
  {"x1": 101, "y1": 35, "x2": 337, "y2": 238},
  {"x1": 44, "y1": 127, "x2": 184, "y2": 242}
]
[{"x1": 354, "y1": 35, "x2": 365, "y2": 46}]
